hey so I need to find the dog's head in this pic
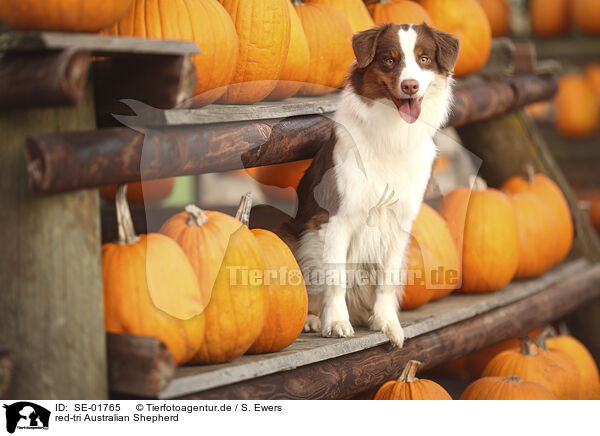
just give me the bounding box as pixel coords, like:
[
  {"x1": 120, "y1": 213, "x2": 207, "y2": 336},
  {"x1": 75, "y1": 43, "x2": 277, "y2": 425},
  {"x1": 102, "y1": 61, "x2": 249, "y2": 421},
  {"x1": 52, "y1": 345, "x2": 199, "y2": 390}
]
[{"x1": 350, "y1": 23, "x2": 459, "y2": 124}]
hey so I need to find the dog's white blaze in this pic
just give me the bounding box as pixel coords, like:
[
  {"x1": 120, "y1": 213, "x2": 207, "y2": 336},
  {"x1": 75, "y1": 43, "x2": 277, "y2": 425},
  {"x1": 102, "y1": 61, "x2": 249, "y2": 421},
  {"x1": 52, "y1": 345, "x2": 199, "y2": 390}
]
[{"x1": 398, "y1": 26, "x2": 435, "y2": 99}]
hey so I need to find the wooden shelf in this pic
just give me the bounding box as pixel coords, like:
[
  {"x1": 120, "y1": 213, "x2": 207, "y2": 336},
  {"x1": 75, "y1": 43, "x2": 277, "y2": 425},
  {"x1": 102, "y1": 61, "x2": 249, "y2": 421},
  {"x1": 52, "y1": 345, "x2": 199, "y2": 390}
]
[{"x1": 108, "y1": 259, "x2": 599, "y2": 399}]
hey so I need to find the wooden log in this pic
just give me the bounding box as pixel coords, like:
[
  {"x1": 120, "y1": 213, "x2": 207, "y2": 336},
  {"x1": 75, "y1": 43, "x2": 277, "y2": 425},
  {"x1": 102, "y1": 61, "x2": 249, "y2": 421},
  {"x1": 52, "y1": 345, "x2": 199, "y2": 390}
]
[
  {"x1": 107, "y1": 334, "x2": 176, "y2": 398},
  {"x1": 0, "y1": 350, "x2": 14, "y2": 399},
  {"x1": 0, "y1": 50, "x2": 91, "y2": 109},
  {"x1": 0, "y1": 82, "x2": 108, "y2": 399},
  {"x1": 178, "y1": 264, "x2": 600, "y2": 400},
  {"x1": 26, "y1": 74, "x2": 558, "y2": 194}
]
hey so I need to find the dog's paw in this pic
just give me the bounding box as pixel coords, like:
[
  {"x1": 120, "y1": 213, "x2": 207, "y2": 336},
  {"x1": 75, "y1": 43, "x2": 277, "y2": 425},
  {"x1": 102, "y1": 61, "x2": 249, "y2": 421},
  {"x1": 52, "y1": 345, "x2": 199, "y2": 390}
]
[
  {"x1": 322, "y1": 319, "x2": 355, "y2": 338},
  {"x1": 304, "y1": 314, "x2": 321, "y2": 332},
  {"x1": 370, "y1": 316, "x2": 405, "y2": 348}
]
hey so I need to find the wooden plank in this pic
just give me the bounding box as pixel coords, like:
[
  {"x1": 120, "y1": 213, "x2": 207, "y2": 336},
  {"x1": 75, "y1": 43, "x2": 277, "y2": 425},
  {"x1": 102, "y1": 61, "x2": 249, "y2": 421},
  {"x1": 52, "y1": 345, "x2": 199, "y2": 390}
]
[
  {"x1": 107, "y1": 259, "x2": 588, "y2": 398},
  {"x1": 179, "y1": 261, "x2": 600, "y2": 400},
  {"x1": 0, "y1": 31, "x2": 199, "y2": 55},
  {"x1": 534, "y1": 36, "x2": 600, "y2": 62},
  {"x1": 0, "y1": 350, "x2": 14, "y2": 399}
]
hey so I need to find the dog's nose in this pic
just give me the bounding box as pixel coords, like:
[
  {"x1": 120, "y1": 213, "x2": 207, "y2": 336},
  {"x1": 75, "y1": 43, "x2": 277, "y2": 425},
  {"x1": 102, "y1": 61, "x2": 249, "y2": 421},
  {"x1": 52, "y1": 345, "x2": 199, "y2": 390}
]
[{"x1": 401, "y1": 79, "x2": 419, "y2": 95}]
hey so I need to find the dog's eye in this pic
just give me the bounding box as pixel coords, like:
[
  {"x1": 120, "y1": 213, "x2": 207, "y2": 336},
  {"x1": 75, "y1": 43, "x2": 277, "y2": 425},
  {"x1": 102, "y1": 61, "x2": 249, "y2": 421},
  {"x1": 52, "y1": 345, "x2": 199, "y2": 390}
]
[
  {"x1": 384, "y1": 58, "x2": 395, "y2": 67},
  {"x1": 420, "y1": 56, "x2": 430, "y2": 64}
]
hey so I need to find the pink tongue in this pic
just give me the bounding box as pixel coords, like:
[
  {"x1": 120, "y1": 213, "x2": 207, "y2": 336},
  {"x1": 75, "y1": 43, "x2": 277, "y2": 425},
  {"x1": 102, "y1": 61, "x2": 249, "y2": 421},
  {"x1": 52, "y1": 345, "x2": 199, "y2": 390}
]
[{"x1": 398, "y1": 98, "x2": 422, "y2": 124}]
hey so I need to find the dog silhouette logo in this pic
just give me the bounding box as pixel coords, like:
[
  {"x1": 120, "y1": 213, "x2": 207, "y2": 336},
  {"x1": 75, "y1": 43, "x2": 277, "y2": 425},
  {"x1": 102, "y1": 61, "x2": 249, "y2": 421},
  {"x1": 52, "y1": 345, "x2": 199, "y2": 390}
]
[{"x1": 2, "y1": 402, "x2": 50, "y2": 434}]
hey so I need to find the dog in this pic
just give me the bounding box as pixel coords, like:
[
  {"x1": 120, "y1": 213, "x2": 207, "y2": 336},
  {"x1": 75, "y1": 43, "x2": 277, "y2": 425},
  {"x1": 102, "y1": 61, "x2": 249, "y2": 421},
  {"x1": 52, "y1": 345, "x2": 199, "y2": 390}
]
[{"x1": 285, "y1": 22, "x2": 459, "y2": 348}]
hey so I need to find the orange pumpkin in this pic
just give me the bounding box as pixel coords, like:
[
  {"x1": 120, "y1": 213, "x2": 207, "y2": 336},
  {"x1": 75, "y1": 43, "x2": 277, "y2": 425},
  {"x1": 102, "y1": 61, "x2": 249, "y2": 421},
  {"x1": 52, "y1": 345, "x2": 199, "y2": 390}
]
[
  {"x1": 501, "y1": 167, "x2": 573, "y2": 265},
  {"x1": 530, "y1": 0, "x2": 570, "y2": 37},
  {"x1": 218, "y1": 0, "x2": 291, "y2": 104},
  {"x1": 374, "y1": 360, "x2": 452, "y2": 400},
  {"x1": 246, "y1": 159, "x2": 313, "y2": 201},
  {"x1": 437, "y1": 177, "x2": 519, "y2": 293},
  {"x1": 585, "y1": 63, "x2": 600, "y2": 103},
  {"x1": 478, "y1": 0, "x2": 509, "y2": 36},
  {"x1": 418, "y1": 0, "x2": 491, "y2": 77},
  {"x1": 307, "y1": 0, "x2": 375, "y2": 33},
  {"x1": 554, "y1": 74, "x2": 599, "y2": 139},
  {"x1": 577, "y1": 188, "x2": 600, "y2": 232},
  {"x1": 533, "y1": 330, "x2": 580, "y2": 400},
  {"x1": 0, "y1": 0, "x2": 132, "y2": 32},
  {"x1": 401, "y1": 235, "x2": 436, "y2": 310},
  {"x1": 294, "y1": 1, "x2": 354, "y2": 96},
  {"x1": 266, "y1": 2, "x2": 311, "y2": 100},
  {"x1": 460, "y1": 376, "x2": 557, "y2": 400},
  {"x1": 99, "y1": 178, "x2": 175, "y2": 205},
  {"x1": 369, "y1": 0, "x2": 433, "y2": 26},
  {"x1": 160, "y1": 204, "x2": 267, "y2": 363},
  {"x1": 572, "y1": 0, "x2": 600, "y2": 35},
  {"x1": 102, "y1": 186, "x2": 206, "y2": 364},
  {"x1": 482, "y1": 338, "x2": 574, "y2": 400},
  {"x1": 103, "y1": 0, "x2": 239, "y2": 106}
]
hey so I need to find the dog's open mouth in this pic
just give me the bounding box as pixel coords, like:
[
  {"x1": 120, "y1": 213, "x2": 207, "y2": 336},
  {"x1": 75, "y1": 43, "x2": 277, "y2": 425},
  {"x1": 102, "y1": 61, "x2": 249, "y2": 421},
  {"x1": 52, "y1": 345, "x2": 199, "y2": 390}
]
[{"x1": 386, "y1": 88, "x2": 423, "y2": 124}]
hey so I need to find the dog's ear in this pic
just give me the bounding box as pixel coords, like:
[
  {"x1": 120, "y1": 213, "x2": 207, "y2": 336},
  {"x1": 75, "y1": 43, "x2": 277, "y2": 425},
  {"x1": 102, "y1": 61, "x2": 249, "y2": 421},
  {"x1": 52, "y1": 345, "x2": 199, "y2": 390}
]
[
  {"x1": 352, "y1": 24, "x2": 392, "y2": 69},
  {"x1": 430, "y1": 27, "x2": 460, "y2": 74}
]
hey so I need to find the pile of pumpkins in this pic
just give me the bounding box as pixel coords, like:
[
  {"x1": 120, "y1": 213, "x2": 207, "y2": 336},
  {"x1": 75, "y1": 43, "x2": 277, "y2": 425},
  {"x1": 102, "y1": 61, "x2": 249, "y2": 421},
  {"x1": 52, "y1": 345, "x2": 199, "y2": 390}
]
[
  {"x1": 530, "y1": 0, "x2": 600, "y2": 38},
  {"x1": 102, "y1": 187, "x2": 308, "y2": 364},
  {"x1": 0, "y1": 0, "x2": 495, "y2": 105},
  {"x1": 367, "y1": 325, "x2": 600, "y2": 400}
]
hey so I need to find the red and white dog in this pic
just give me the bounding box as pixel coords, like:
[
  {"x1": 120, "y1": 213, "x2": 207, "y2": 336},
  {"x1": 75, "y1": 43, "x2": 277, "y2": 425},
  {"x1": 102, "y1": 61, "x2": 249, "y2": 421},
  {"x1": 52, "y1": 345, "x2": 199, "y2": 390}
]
[{"x1": 286, "y1": 23, "x2": 459, "y2": 347}]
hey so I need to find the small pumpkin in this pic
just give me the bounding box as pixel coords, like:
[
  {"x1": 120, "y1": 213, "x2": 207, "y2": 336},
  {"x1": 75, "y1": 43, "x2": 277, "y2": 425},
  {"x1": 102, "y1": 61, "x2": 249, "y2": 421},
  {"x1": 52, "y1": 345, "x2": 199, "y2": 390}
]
[
  {"x1": 401, "y1": 235, "x2": 436, "y2": 310},
  {"x1": 235, "y1": 194, "x2": 308, "y2": 354},
  {"x1": 99, "y1": 178, "x2": 175, "y2": 205},
  {"x1": 482, "y1": 338, "x2": 573, "y2": 400},
  {"x1": 374, "y1": 360, "x2": 452, "y2": 400},
  {"x1": 572, "y1": 0, "x2": 600, "y2": 36},
  {"x1": 102, "y1": 186, "x2": 206, "y2": 364},
  {"x1": 368, "y1": 0, "x2": 433, "y2": 26},
  {"x1": 437, "y1": 177, "x2": 519, "y2": 293},
  {"x1": 307, "y1": 0, "x2": 375, "y2": 33},
  {"x1": 418, "y1": 0, "x2": 491, "y2": 77},
  {"x1": 294, "y1": 0, "x2": 354, "y2": 96},
  {"x1": 530, "y1": 0, "x2": 570, "y2": 37},
  {"x1": 554, "y1": 74, "x2": 599, "y2": 139},
  {"x1": 0, "y1": 0, "x2": 132, "y2": 32},
  {"x1": 460, "y1": 376, "x2": 557, "y2": 400},
  {"x1": 478, "y1": 0, "x2": 509, "y2": 36},
  {"x1": 218, "y1": 0, "x2": 291, "y2": 104},
  {"x1": 245, "y1": 159, "x2": 313, "y2": 201},
  {"x1": 160, "y1": 204, "x2": 267, "y2": 363},
  {"x1": 501, "y1": 166, "x2": 573, "y2": 265}
]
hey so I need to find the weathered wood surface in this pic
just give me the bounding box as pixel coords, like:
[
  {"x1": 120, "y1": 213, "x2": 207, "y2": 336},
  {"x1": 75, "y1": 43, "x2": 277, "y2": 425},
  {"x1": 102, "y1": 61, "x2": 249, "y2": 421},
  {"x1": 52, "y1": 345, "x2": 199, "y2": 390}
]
[
  {"x1": 26, "y1": 74, "x2": 558, "y2": 194},
  {"x1": 0, "y1": 31, "x2": 199, "y2": 55},
  {"x1": 107, "y1": 334, "x2": 176, "y2": 398},
  {"x1": 0, "y1": 83, "x2": 108, "y2": 399},
  {"x1": 534, "y1": 36, "x2": 600, "y2": 62},
  {"x1": 107, "y1": 260, "x2": 588, "y2": 398},
  {"x1": 0, "y1": 50, "x2": 91, "y2": 109},
  {"x1": 0, "y1": 350, "x2": 14, "y2": 399}
]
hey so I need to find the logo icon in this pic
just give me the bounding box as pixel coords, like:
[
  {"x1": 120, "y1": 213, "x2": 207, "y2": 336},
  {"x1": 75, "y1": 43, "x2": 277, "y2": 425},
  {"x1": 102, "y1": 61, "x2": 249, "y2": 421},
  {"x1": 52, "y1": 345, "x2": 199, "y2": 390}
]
[{"x1": 2, "y1": 402, "x2": 50, "y2": 434}]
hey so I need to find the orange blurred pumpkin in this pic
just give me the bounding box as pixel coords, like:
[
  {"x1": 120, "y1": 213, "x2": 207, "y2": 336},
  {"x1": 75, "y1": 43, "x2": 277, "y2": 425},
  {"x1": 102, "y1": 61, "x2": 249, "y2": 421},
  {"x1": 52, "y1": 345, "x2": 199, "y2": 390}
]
[
  {"x1": 0, "y1": 0, "x2": 132, "y2": 32},
  {"x1": 584, "y1": 63, "x2": 600, "y2": 103},
  {"x1": 160, "y1": 204, "x2": 267, "y2": 363},
  {"x1": 307, "y1": 0, "x2": 375, "y2": 33},
  {"x1": 554, "y1": 74, "x2": 599, "y2": 139},
  {"x1": 374, "y1": 360, "x2": 452, "y2": 399},
  {"x1": 266, "y1": 2, "x2": 311, "y2": 100},
  {"x1": 99, "y1": 178, "x2": 175, "y2": 205},
  {"x1": 294, "y1": 1, "x2": 354, "y2": 96},
  {"x1": 103, "y1": 0, "x2": 239, "y2": 106},
  {"x1": 247, "y1": 159, "x2": 313, "y2": 201},
  {"x1": 530, "y1": 0, "x2": 570, "y2": 37},
  {"x1": 418, "y1": 0, "x2": 491, "y2": 77},
  {"x1": 460, "y1": 376, "x2": 557, "y2": 400},
  {"x1": 369, "y1": 0, "x2": 433, "y2": 26},
  {"x1": 401, "y1": 235, "x2": 436, "y2": 310},
  {"x1": 572, "y1": 0, "x2": 600, "y2": 35},
  {"x1": 478, "y1": 0, "x2": 509, "y2": 36},
  {"x1": 102, "y1": 186, "x2": 206, "y2": 364},
  {"x1": 533, "y1": 330, "x2": 580, "y2": 400}
]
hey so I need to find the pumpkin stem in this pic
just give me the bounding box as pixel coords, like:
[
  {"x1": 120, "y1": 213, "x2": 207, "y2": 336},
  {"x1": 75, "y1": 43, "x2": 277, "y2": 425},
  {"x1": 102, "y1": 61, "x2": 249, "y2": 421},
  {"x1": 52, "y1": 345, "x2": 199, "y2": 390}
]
[
  {"x1": 536, "y1": 326, "x2": 558, "y2": 351},
  {"x1": 557, "y1": 321, "x2": 572, "y2": 336},
  {"x1": 398, "y1": 360, "x2": 421, "y2": 383},
  {"x1": 505, "y1": 376, "x2": 523, "y2": 383},
  {"x1": 185, "y1": 204, "x2": 208, "y2": 227},
  {"x1": 291, "y1": 0, "x2": 304, "y2": 5},
  {"x1": 235, "y1": 192, "x2": 252, "y2": 228},
  {"x1": 116, "y1": 185, "x2": 141, "y2": 245},
  {"x1": 469, "y1": 175, "x2": 488, "y2": 191},
  {"x1": 519, "y1": 337, "x2": 538, "y2": 356},
  {"x1": 524, "y1": 164, "x2": 536, "y2": 184}
]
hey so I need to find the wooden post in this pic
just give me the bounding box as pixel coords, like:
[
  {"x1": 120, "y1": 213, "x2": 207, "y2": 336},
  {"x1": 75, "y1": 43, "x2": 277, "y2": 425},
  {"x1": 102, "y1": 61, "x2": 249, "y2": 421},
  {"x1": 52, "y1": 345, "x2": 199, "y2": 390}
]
[{"x1": 0, "y1": 82, "x2": 108, "y2": 399}]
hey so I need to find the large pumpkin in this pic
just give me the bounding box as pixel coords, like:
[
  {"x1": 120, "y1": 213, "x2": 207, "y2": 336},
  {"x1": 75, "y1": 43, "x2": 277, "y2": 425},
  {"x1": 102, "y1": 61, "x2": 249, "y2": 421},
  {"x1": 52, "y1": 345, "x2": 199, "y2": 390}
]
[
  {"x1": 460, "y1": 376, "x2": 557, "y2": 400},
  {"x1": 585, "y1": 63, "x2": 600, "y2": 103},
  {"x1": 369, "y1": 0, "x2": 433, "y2": 26},
  {"x1": 401, "y1": 235, "x2": 436, "y2": 310},
  {"x1": 102, "y1": 186, "x2": 206, "y2": 364},
  {"x1": 478, "y1": 0, "x2": 509, "y2": 36},
  {"x1": 103, "y1": 0, "x2": 239, "y2": 106},
  {"x1": 266, "y1": 2, "x2": 311, "y2": 100},
  {"x1": 99, "y1": 178, "x2": 175, "y2": 205},
  {"x1": 307, "y1": 0, "x2": 374, "y2": 33},
  {"x1": 160, "y1": 204, "x2": 267, "y2": 363},
  {"x1": 418, "y1": 0, "x2": 491, "y2": 77},
  {"x1": 501, "y1": 167, "x2": 573, "y2": 265},
  {"x1": 0, "y1": 0, "x2": 132, "y2": 32},
  {"x1": 374, "y1": 360, "x2": 452, "y2": 400},
  {"x1": 533, "y1": 331, "x2": 580, "y2": 400},
  {"x1": 294, "y1": 1, "x2": 354, "y2": 96},
  {"x1": 218, "y1": 0, "x2": 291, "y2": 104},
  {"x1": 437, "y1": 177, "x2": 519, "y2": 293},
  {"x1": 572, "y1": 0, "x2": 600, "y2": 36},
  {"x1": 235, "y1": 195, "x2": 308, "y2": 354},
  {"x1": 482, "y1": 338, "x2": 574, "y2": 400},
  {"x1": 530, "y1": 0, "x2": 569, "y2": 37},
  {"x1": 554, "y1": 74, "x2": 599, "y2": 139}
]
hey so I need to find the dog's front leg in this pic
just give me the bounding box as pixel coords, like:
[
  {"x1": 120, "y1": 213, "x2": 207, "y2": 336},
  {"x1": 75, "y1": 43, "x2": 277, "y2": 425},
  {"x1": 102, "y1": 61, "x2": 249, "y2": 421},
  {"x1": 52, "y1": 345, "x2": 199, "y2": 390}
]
[{"x1": 320, "y1": 216, "x2": 354, "y2": 338}]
